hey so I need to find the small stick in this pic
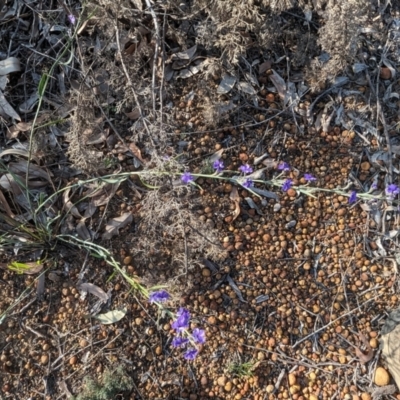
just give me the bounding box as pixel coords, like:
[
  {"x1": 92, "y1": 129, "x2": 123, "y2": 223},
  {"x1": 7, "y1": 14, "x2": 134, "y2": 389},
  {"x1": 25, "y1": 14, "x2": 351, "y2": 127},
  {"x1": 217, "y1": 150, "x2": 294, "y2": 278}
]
[{"x1": 293, "y1": 296, "x2": 378, "y2": 348}]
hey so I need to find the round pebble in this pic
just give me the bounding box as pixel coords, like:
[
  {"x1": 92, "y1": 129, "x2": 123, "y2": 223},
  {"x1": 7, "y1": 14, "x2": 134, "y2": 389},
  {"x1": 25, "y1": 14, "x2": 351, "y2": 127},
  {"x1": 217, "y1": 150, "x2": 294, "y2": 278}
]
[{"x1": 374, "y1": 367, "x2": 390, "y2": 386}]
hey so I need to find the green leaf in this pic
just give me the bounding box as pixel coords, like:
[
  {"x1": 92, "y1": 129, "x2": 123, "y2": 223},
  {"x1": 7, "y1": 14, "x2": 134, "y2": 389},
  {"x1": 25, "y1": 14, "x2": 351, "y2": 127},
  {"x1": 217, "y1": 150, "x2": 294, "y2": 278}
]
[{"x1": 38, "y1": 73, "x2": 48, "y2": 97}]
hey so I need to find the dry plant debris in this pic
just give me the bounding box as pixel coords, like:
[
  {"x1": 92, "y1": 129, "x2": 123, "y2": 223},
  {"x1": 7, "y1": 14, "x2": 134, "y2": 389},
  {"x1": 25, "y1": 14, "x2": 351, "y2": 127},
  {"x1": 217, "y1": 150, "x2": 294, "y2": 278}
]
[{"x1": 1, "y1": 0, "x2": 400, "y2": 399}]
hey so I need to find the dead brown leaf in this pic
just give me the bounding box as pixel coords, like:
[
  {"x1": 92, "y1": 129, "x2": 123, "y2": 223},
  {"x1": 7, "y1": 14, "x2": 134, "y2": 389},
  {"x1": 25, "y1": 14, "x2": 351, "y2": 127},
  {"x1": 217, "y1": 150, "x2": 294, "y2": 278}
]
[
  {"x1": 78, "y1": 282, "x2": 109, "y2": 302},
  {"x1": 355, "y1": 333, "x2": 374, "y2": 364},
  {"x1": 171, "y1": 44, "x2": 197, "y2": 61},
  {"x1": 0, "y1": 190, "x2": 14, "y2": 217},
  {"x1": 259, "y1": 60, "x2": 272, "y2": 75},
  {"x1": 8, "y1": 160, "x2": 52, "y2": 181},
  {"x1": 129, "y1": 143, "x2": 145, "y2": 163},
  {"x1": 76, "y1": 221, "x2": 91, "y2": 240},
  {"x1": 63, "y1": 188, "x2": 83, "y2": 219},
  {"x1": 381, "y1": 309, "x2": 400, "y2": 390},
  {"x1": 0, "y1": 89, "x2": 20, "y2": 120},
  {"x1": 229, "y1": 186, "x2": 241, "y2": 222},
  {"x1": 87, "y1": 182, "x2": 120, "y2": 207},
  {"x1": 209, "y1": 149, "x2": 224, "y2": 164},
  {"x1": 102, "y1": 212, "x2": 132, "y2": 239},
  {"x1": 125, "y1": 108, "x2": 141, "y2": 120}
]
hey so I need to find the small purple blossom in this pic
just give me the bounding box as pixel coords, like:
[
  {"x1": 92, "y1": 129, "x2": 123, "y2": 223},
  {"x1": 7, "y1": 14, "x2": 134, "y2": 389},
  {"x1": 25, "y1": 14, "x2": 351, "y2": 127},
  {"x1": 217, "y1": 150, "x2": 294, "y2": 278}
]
[
  {"x1": 282, "y1": 179, "x2": 293, "y2": 192},
  {"x1": 386, "y1": 184, "x2": 400, "y2": 197},
  {"x1": 242, "y1": 178, "x2": 254, "y2": 188},
  {"x1": 171, "y1": 308, "x2": 190, "y2": 332},
  {"x1": 192, "y1": 328, "x2": 206, "y2": 344},
  {"x1": 304, "y1": 173, "x2": 316, "y2": 182},
  {"x1": 183, "y1": 348, "x2": 199, "y2": 360},
  {"x1": 172, "y1": 337, "x2": 189, "y2": 348},
  {"x1": 148, "y1": 290, "x2": 170, "y2": 303},
  {"x1": 277, "y1": 161, "x2": 290, "y2": 171},
  {"x1": 348, "y1": 191, "x2": 357, "y2": 204},
  {"x1": 67, "y1": 14, "x2": 76, "y2": 25},
  {"x1": 181, "y1": 172, "x2": 194, "y2": 184},
  {"x1": 213, "y1": 160, "x2": 224, "y2": 173},
  {"x1": 239, "y1": 164, "x2": 253, "y2": 174},
  {"x1": 371, "y1": 182, "x2": 378, "y2": 190}
]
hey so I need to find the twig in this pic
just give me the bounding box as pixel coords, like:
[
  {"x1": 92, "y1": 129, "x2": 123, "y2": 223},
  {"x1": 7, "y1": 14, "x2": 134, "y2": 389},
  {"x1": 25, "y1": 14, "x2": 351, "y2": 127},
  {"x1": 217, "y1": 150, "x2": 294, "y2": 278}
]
[
  {"x1": 114, "y1": 22, "x2": 155, "y2": 146},
  {"x1": 143, "y1": 0, "x2": 160, "y2": 114},
  {"x1": 293, "y1": 296, "x2": 378, "y2": 348}
]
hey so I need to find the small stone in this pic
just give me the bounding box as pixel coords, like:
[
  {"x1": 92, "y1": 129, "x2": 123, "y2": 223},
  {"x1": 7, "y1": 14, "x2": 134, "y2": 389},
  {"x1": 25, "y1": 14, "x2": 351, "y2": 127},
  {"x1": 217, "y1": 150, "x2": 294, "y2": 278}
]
[
  {"x1": 79, "y1": 339, "x2": 88, "y2": 348},
  {"x1": 69, "y1": 356, "x2": 77, "y2": 365},
  {"x1": 288, "y1": 373, "x2": 297, "y2": 385},
  {"x1": 374, "y1": 367, "x2": 390, "y2": 386},
  {"x1": 266, "y1": 385, "x2": 275, "y2": 393},
  {"x1": 200, "y1": 376, "x2": 208, "y2": 386},
  {"x1": 369, "y1": 338, "x2": 378, "y2": 348},
  {"x1": 361, "y1": 393, "x2": 371, "y2": 400},
  {"x1": 360, "y1": 161, "x2": 370, "y2": 171},
  {"x1": 155, "y1": 346, "x2": 162, "y2": 356},
  {"x1": 217, "y1": 376, "x2": 227, "y2": 387},
  {"x1": 234, "y1": 242, "x2": 243, "y2": 250},
  {"x1": 208, "y1": 316, "x2": 217, "y2": 325},
  {"x1": 202, "y1": 268, "x2": 211, "y2": 277},
  {"x1": 380, "y1": 67, "x2": 391, "y2": 80},
  {"x1": 40, "y1": 354, "x2": 49, "y2": 365},
  {"x1": 266, "y1": 93, "x2": 275, "y2": 102},
  {"x1": 287, "y1": 188, "x2": 296, "y2": 197},
  {"x1": 262, "y1": 234, "x2": 271, "y2": 242},
  {"x1": 224, "y1": 382, "x2": 232, "y2": 392},
  {"x1": 257, "y1": 351, "x2": 265, "y2": 361},
  {"x1": 123, "y1": 256, "x2": 132, "y2": 265}
]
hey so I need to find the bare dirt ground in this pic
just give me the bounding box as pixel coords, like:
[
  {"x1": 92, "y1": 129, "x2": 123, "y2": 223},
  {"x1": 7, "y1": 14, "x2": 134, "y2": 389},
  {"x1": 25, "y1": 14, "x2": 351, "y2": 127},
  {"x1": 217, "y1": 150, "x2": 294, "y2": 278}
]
[{"x1": 2, "y1": 1, "x2": 400, "y2": 399}]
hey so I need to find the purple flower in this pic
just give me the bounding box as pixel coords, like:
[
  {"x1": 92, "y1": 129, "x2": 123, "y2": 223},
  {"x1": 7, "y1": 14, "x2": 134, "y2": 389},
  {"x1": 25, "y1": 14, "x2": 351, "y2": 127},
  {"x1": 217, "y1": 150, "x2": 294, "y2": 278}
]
[
  {"x1": 282, "y1": 179, "x2": 293, "y2": 192},
  {"x1": 277, "y1": 162, "x2": 290, "y2": 171},
  {"x1": 149, "y1": 290, "x2": 170, "y2": 303},
  {"x1": 386, "y1": 184, "x2": 400, "y2": 197},
  {"x1": 172, "y1": 337, "x2": 189, "y2": 348},
  {"x1": 348, "y1": 191, "x2": 357, "y2": 204},
  {"x1": 304, "y1": 173, "x2": 316, "y2": 182},
  {"x1": 67, "y1": 14, "x2": 76, "y2": 25},
  {"x1": 242, "y1": 178, "x2": 254, "y2": 188},
  {"x1": 371, "y1": 182, "x2": 378, "y2": 190},
  {"x1": 171, "y1": 308, "x2": 190, "y2": 332},
  {"x1": 183, "y1": 348, "x2": 198, "y2": 360},
  {"x1": 181, "y1": 172, "x2": 194, "y2": 184},
  {"x1": 239, "y1": 164, "x2": 253, "y2": 174},
  {"x1": 213, "y1": 160, "x2": 224, "y2": 173},
  {"x1": 192, "y1": 328, "x2": 206, "y2": 344}
]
